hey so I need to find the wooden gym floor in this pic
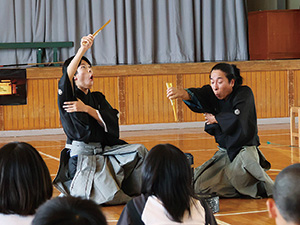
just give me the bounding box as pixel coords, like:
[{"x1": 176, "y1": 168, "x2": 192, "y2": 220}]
[{"x1": 0, "y1": 123, "x2": 298, "y2": 225}]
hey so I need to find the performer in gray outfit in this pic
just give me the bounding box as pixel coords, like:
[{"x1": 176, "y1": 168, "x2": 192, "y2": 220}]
[{"x1": 53, "y1": 34, "x2": 148, "y2": 205}]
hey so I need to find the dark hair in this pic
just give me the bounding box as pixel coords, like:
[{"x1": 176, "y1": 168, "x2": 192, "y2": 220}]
[
  {"x1": 0, "y1": 142, "x2": 53, "y2": 215},
  {"x1": 141, "y1": 144, "x2": 194, "y2": 222},
  {"x1": 62, "y1": 55, "x2": 92, "y2": 75},
  {"x1": 210, "y1": 63, "x2": 243, "y2": 88},
  {"x1": 32, "y1": 196, "x2": 107, "y2": 225},
  {"x1": 273, "y1": 163, "x2": 300, "y2": 224}
]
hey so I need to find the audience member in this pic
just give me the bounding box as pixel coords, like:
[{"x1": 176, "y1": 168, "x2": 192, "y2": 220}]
[
  {"x1": 266, "y1": 163, "x2": 300, "y2": 225},
  {"x1": 0, "y1": 142, "x2": 53, "y2": 225},
  {"x1": 32, "y1": 196, "x2": 107, "y2": 225},
  {"x1": 117, "y1": 144, "x2": 217, "y2": 225}
]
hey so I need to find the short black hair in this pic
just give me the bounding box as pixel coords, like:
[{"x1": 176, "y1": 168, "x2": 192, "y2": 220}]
[
  {"x1": 210, "y1": 63, "x2": 243, "y2": 88},
  {"x1": 273, "y1": 163, "x2": 300, "y2": 224},
  {"x1": 0, "y1": 142, "x2": 53, "y2": 215},
  {"x1": 62, "y1": 55, "x2": 92, "y2": 75},
  {"x1": 141, "y1": 144, "x2": 194, "y2": 222},
  {"x1": 32, "y1": 196, "x2": 107, "y2": 225}
]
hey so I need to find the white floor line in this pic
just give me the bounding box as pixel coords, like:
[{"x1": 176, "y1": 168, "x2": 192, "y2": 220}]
[
  {"x1": 269, "y1": 169, "x2": 281, "y2": 172},
  {"x1": 38, "y1": 151, "x2": 59, "y2": 161},
  {"x1": 215, "y1": 209, "x2": 268, "y2": 217},
  {"x1": 216, "y1": 219, "x2": 231, "y2": 225}
]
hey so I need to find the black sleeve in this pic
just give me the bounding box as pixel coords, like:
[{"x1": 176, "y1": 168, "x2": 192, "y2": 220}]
[
  {"x1": 183, "y1": 85, "x2": 222, "y2": 138},
  {"x1": 183, "y1": 85, "x2": 219, "y2": 114},
  {"x1": 96, "y1": 95, "x2": 120, "y2": 139},
  {"x1": 94, "y1": 92, "x2": 127, "y2": 146}
]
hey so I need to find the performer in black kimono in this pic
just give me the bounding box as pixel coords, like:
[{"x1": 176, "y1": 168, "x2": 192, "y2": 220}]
[
  {"x1": 53, "y1": 34, "x2": 148, "y2": 205},
  {"x1": 167, "y1": 63, "x2": 273, "y2": 198}
]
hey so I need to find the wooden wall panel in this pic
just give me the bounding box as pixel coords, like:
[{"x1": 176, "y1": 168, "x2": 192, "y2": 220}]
[
  {"x1": 3, "y1": 79, "x2": 60, "y2": 130},
  {"x1": 242, "y1": 71, "x2": 288, "y2": 118},
  {"x1": 0, "y1": 106, "x2": 3, "y2": 130},
  {"x1": 125, "y1": 75, "x2": 177, "y2": 124},
  {"x1": 53, "y1": 79, "x2": 61, "y2": 128},
  {"x1": 1, "y1": 60, "x2": 300, "y2": 130},
  {"x1": 3, "y1": 106, "x2": 12, "y2": 130}
]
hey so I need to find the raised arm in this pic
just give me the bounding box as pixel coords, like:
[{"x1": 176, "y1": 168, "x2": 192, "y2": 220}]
[{"x1": 67, "y1": 34, "x2": 94, "y2": 87}]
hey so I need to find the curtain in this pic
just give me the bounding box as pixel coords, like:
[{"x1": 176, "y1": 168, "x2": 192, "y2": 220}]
[{"x1": 0, "y1": 0, "x2": 248, "y2": 66}]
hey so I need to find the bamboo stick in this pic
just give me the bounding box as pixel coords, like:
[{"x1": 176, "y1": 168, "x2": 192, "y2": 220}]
[{"x1": 166, "y1": 82, "x2": 178, "y2": 122}]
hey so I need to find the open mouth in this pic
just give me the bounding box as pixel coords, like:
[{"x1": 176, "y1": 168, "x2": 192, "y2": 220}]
[{"x1": 90, "y1": 75, "x2": 94, "y2": 80}]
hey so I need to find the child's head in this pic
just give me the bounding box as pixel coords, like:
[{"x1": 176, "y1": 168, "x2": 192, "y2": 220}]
[
  {"x1": 141, "y1": 144, "x2": 193, "y2": 222},
  {"x1": 267, "y1": 163, "x2": 300, "y2": 225},
  {"x1": 0, "y1": 142, "x2": 53, "y2": 215},
  {"x1": 32, "y1": 196, "x2": 107, "y2": 225}
]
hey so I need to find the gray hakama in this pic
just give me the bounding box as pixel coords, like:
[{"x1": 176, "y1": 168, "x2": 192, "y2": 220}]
[
  {"x1": 53, "y1": 142, "x2": 147, "y2": 205},
  {"x1": 194, "y1": 146, "x2": 274, "y2": 198}
]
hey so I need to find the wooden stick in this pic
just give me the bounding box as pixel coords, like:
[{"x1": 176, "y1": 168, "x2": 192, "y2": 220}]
[
  {"x1": 92, "y1": 19, "x2": 111, "y2": 37},
  {"x1": 83, "y1": 19, "x2": 111, "y2": 45},
  {"x1": 166, "y1": 82, "x2": 178, "y2": 122}
]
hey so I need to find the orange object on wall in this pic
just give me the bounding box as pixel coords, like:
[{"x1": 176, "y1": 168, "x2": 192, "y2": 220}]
[{"x1": 248, "y1": 9, "x2": 300, "y2": 60}]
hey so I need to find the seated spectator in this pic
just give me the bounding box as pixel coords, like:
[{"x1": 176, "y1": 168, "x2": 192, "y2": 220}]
[
  {"x1": 266, "y1": 163, "x2": 300, "y2": 225},
  {"x1": 0, "y1": 142, "x2": 53, "y2": 225},
  {"x1": 32, "y1": 196, "x2": 107, "y2": 225},
  {"x1": 117, "y1": 144, "x2": 217, "y2": 225}
]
